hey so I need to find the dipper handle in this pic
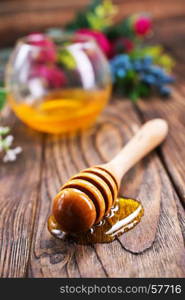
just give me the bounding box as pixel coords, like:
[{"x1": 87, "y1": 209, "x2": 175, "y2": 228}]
[{"x1": 102, "y1": 119, "x2": 168, "y2": 184}]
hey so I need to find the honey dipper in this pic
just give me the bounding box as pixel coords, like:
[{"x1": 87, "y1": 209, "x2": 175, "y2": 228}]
[{"x1": 51, "y1": 119, "x2": 168, "y2": 234}]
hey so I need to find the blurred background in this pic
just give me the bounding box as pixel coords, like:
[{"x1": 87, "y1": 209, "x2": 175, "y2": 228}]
[{"x1": 0, "y1": 0, "x2": 185, "y2": 54}]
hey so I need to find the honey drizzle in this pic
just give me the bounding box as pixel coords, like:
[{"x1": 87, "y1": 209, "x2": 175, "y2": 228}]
[{"x1": 48, "y1": 197, "x2": 144, "y2": 244}]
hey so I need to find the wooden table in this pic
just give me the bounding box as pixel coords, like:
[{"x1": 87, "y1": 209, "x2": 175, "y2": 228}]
[{"x1": 0, "y1": 0, "x2": 185, "y2": 278}]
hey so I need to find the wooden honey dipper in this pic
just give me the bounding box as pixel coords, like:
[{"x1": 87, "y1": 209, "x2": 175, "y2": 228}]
[{"x1": 51, "y1": 119, "x2": 168, "y2": 234}]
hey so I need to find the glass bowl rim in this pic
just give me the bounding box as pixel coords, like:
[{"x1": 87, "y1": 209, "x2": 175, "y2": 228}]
[{"x1": 15, "y1": 32, "x2": 98, "y2": 51}]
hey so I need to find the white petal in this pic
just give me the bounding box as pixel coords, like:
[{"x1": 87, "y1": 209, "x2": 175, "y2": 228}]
[
  {"x1": 3, "y1": 150, "x2": 16, "y2": 162},
  {"x1": 4, "y1": 135, "x2": 14, "y2": 147},
  {"x1": 14, "y1": 146, "x2": 22, "y2": 154},
  {"x1": 3, "y1": 153, "x2": 10, "y2": 162},
  {"x1": 2, "y1": 146, "x2": 22, "y2": 162}
]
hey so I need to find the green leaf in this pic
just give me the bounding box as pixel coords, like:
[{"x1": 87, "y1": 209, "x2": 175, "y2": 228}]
[
  {"x1": 0, "y1": 88, "x2": 6, "y2": 111},
  {"x1": 66, "y1": 13, "x2": 90, "y2": 31},
  {"x1": 106, "y1": 19, "x2": 134, "y2": 40},
  {"x1": 129, "y1": 89, "x2": 140, "y2": 102},
  {"x1": 0, "y1": 126, "x2": 10, "y2": 135},
  {"x1": 65, "y1": 0, "x2": 117, "y2": 32},
  {"x1": 130, "y1": 45, "x2": 175, "y2": 71},
  {"x1": 155, "y1": 53, "x2": 175, "y2": 72},
  {"x1": 87, "y1": 13, "x2": 107, "y2": 30},
  {"x1": 126, "y1": 69, "x2": 136, "y2": 80},
  {"x1": 128, "y1": 82, "x2": 150, "y2": 102},
  {"x1": 137, "y1": 82, "x2": 150, "y2": 97},
  {"x1": 130, "y1": 45, "x2": 162, "y2": 59},
  {"x1": 57, "y1": 49, "x2": 77, "y2": 69}
]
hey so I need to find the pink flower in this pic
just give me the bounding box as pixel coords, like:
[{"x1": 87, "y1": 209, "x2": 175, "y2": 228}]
[
  {"x1": 112, "y1": 38, "x2": 134, "y2": 56},
  {"x1": 134, "y1": 16, "x2": 152, "y2": 36},
  {"x1": 76, "y1": 29, "x2": 112, "y2": 58},
  {"x1": 27, "y1": 33, "x2": 57, "y2": 63},
  {"x1": 31, "y1": 65, "x2": 66, "y2": 88}
]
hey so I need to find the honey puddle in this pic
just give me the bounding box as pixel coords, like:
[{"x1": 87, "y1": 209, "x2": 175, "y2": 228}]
[{"x1": 48, "y1": 197, "x2": 144, "y2": 244}]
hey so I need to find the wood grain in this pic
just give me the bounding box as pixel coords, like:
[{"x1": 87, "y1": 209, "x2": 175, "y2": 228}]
[
  {"x1": 0, "y1": 0, "x2": 185, "y2": 46},
  {"x1": 28, "y1": 101, "x2": 185, "y2": 277},
  {"x1": 0, "y1": 118, "x2": 43, "y2": 277},
  {"x1": 136, "y1": 86, "x2": 185, "y2": 206}
]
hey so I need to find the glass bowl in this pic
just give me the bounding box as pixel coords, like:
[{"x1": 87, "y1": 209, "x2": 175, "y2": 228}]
[{"x1": 5, "y1": 33, "x2": 112, "y2": 133}]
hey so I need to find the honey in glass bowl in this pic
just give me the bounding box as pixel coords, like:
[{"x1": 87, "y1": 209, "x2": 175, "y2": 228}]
[{"x1": 6, "y1": 33, "x2": 112, "y2": 133}]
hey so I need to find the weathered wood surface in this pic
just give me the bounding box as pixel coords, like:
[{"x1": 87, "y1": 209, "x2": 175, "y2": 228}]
[
  {"x1": 0, "y1": 120, "x2": 43, "y2": 277},
  {"x1": 0, "y1": 99, "x2": 184, "y2": 278},
  {"x1": 0, "y1": 0, "x2": 185, "y2": 278},
  {"x1": 0, "y1": 0, "x2": 185, "y2": 46},
  {"x1": 137, "y1": 89, "x2": 185, "y2": 206}
]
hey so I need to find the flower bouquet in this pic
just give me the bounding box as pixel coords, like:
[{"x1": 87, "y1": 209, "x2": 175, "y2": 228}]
[{"x1": 59, "y1": 0, "x2": 174, "y2": 101}]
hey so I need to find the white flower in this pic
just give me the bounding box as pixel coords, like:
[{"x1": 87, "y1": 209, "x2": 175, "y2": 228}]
[
  {"x1": 3, "y1": 135, "x2": 14, "y2": 148},
  {"x1": 3, "y1": 150, "x2": 16, "y2": 162},
  {"x1": 0, "y1": 124, "x2": 22, "y2": 163},
  {"x1": 0, "y1": 126, "x2": 10, "y2": 135},
  {"x1": 3, "y1": 147, "x2": 22, "y2": 163}
]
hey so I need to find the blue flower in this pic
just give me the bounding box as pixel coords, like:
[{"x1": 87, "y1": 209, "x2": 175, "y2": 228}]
[
  {"x1": 110, "y1": 54, "x2": 132, "y2": 80},
  {"x1": 159, "y1": 86, "x2": 171, "y2": 97},
  {"x1": 117, "y1": 68, "x2": 126, "y2": 78},
  {"x1": 140, "y1": 74, "x2": 156, "y2": 84},
  {"x1": 133, "y1": 60, "x2": 143, "y2": 71},
  {"x1": 143, "y1": 56, "x2": 153, "y2": 66},
  {"x1": 109, "y1": 53, "x2": 174, "y2": 97}
]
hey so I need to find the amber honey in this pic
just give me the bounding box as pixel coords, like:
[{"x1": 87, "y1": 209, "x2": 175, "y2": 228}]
[
  {"x1": 8, "y1": 86, "x2": 111, "y2": 133},
  {"x1": 48, "y1": 197, "x2": 144, "y2": 244}
]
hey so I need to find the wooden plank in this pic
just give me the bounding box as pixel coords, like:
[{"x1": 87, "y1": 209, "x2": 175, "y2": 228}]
[
  {"x1": 0, "y1": 0, "x2": 185, "y2": 46},
  {"x1": 0, "y1": 11, "x2": 75, "y2": 47},
  {"x1": 29, "y1": 100, "x2": 185, "y2": 277},
  {"x1": 0, "y1": 117, "x2": 43, "y2": 277},
  {"x1": 136, "y1": 86, "x2": 185, "y2": 206},
  {"x1": 1, "y1": 0, "x2": 184, "y2": 18},
  {"x1": 176, "y1": 199, "x2": 185, "y2": 242}
]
